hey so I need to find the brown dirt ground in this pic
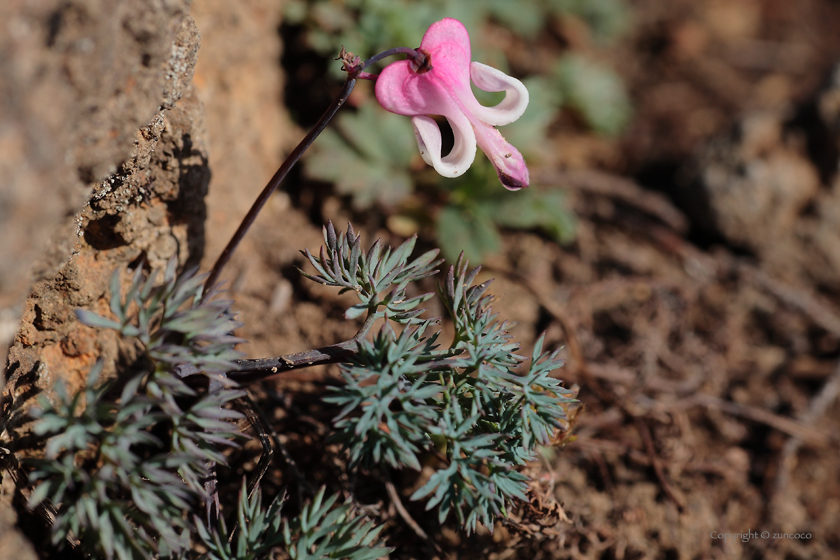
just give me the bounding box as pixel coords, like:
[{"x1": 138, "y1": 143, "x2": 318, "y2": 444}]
[{"x1": 195, "y1": 1, "x2": 840, "y2": 559}]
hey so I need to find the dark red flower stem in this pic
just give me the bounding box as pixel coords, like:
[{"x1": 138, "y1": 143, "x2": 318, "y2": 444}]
[
  {"x1": 361, "y1": 46, "x2": 427, "y2": 70},
  {"x1": 202, "y1": 77, "x2": 356, "y2": 298},
  {"x1": 202, "y1": 47, "x2": 426, "y2": 298}
]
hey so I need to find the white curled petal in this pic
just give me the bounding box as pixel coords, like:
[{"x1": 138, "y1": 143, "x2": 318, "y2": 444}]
[
  {"x1": 411, "y1": 116, "x2": 437, "y2": 168},
  {"x1": 411, "y1": 114, "x2": 477, "y2": 178},
  {"x1": 467, "y1": 62, "x2": 529, "y2": 126}
]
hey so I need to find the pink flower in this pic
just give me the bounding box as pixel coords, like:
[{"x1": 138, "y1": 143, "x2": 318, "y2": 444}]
[{"x1": 374, "y1": 18, "x2": 530, "y2": 190}]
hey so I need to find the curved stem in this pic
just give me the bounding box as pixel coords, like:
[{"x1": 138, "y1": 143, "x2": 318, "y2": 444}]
[
  {"x1": 203, "y1": 45, "x2": 424, "y2": 298},
  {"x1": 355, "y1": 71, "x2": 378, "y2": 81},
  {"x1": 203, "y1": 77, "x2": 358, "y2": 298},
  {"x1": 353, "y1": 311, "x2": 379, "y2": 340},
  {"x1": 361, "y1": 47, "x2": 424, "y2": 69}
]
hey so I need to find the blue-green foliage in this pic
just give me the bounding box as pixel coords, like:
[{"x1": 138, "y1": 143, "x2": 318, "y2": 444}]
[
  {"x1": 28, "y1": 260, "x2": 392, "y2": 560},
  {"x1": 29, "y1": 262, "x2": 247, "y2": 559},
  {"x1": 300, "y1": 221, "x2": 443, "y2": 322},
  {"x1": 196, "y1": 483, "x2": 391, "y2": 560},
  {"x1": 325, "y1": 323, "x2": 448, "y2": 471},
  {"x1": 26, "y1": 222, "x2": 579, "y2": 555},
  {"x1": 310, "y1": 225, "x2": 578, "y2": 533}
]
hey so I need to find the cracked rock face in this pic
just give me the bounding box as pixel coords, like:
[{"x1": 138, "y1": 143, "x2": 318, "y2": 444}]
[
  {"x1": 0, "y1": 0, "x2": 202, "y2": 330},
  {"x1": 1, "y1": 0, "x2": 207, "y2": 380},
  {"x1": 0, "y1": 2, "x2": 210, "y2": 554}
]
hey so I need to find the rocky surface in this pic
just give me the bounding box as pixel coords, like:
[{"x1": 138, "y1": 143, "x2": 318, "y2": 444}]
[
  {"x1": 677, "y1": 69, "x2": 840, "y2": 290},
  {"x1": 0, "y1": 1, "x2": 208, "y2": 556},
  {"x1": 0, "y1": 0, "x2": 201, "y2": 351}
]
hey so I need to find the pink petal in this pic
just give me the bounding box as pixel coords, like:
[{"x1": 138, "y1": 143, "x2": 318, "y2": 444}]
[
  {"x1": 375, "y1": 59, "x2": 440, "y2": 116},
  {"x1": 419, "y1": 19, "x2": 474, "y2": 113},
  {"x1": 374, "y1": 53, "x2": 471, "y2": 135},
  {"x1": 418, "y1": 18, "x2": 472, "y2": 77},
  {"x1": 375, "y1": 18, "x2": 474, "y2": 117},
  {"x1": 373, "y1": 17, "x2": 530, "y2": 189},
  {"x1": 472, "y1": 121, "x2": 530, "y2": 190}
]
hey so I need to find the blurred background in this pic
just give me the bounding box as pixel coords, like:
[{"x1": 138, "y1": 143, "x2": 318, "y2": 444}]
[
  {"x1": 3, "y1": 0, "x2": 840, "y2": 558},
  {"x1": 193, "y1": 1, "x2": 840, "y2": 557}
]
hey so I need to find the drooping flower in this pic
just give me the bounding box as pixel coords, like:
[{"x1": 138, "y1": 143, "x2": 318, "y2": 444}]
[{"x1": 374, "y1": 18, "x2": 530, "y2": 190}]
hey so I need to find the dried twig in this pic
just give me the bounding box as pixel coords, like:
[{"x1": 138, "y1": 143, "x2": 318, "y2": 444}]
[
  {"x1": 586, "y1": 362, "x2": 703, "y2": 395},
  {"x1": 774, "y1": 359, "x2": 840, "y2": 495},
  {"x1": 384, "y1": 475, "x2": 447, "y2": 557},
  {"x1": 674, "y1": 393, "x2": 831, "y2": 446},
  {"x1": 740, "y1": 264, "x2": 840, "y2": 337},
  {"x1": 536, "y1": 169, "x2": 689, "y2": 233},
  {"x1": 384, "y1": 479, "x2": 428, "y2": 540},
  {"x1": 633, "y1": 417, "x2": 686, "y2": 512},
  {"x1": 521, "y1": 277, "x2": 586, "y2": 377},
  {"x1": 584, "y1": 362, "x2": 834, "y2": 446}
]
